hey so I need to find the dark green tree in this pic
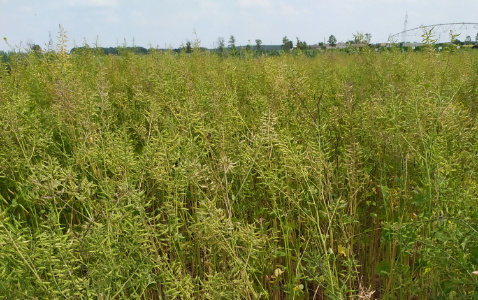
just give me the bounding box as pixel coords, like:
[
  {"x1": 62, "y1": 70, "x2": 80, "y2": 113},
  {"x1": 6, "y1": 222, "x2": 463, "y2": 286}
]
[
  {"x1": 183, "y1": 41, "x2": 192, "y2": 53},
  {"x1": 452, "y1": 39, "x2": 463, "y2": 45},
  {"x1": 282, "y1": 36, "x2": 293, "y2": 51},
  {"x1": 295, "y1": 37, "x2": 309, "y2": 50},
  {"x1": 31, "y1": 44, "x2": 41, "y2": 53},
  {"x1": 228, "y1": 35, "x2": 238, "y2": 55},
  {"x1": 255, "y1": 39, "x2": 262, "y2": 51},
  {"x1": 328, "y1": 35, "x2": 337, "y2": 47}
]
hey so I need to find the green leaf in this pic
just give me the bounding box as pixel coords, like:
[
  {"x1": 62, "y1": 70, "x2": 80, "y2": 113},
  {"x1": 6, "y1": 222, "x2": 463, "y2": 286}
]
[
  {"x1": 376, "y1": 261, "x2": 391, "y2": 276},
  {"x1": 381, "y1": 185, "x2": 389, "y2": 200},
  {"x1": 382, "y1": 227, "x2": 394, "y2": 243},
  {"x1": 274, "y1": 251, "x2": 287, "y2": 257}
]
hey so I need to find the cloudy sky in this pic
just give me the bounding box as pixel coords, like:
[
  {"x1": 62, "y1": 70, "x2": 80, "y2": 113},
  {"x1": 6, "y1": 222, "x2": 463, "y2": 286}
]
[{"x1": 1, "y1": 0, "x2": 478, "y2": 51}]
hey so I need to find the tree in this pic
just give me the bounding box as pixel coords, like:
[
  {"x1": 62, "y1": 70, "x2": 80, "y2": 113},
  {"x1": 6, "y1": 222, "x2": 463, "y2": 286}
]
[
  {"x1": 353, "y1": 32, "x2": 365, "y2": 44},
  {"x1": 465, "y1": 35, "x2": 472, "y2": 45},
  {"x1": 255, "y1": 39, "x2": 262, "y2": 51},
  {"x1": 229, "y1": 35, "x2": 236, "y2": 49},
  {"x1": 217, "y1": 37, "x2": 225, "y2": 52},
  {"x1": 295, "y1": 37, "x2": 309, "y2": 50},
  {"x1": 183, "y1": 41, "x2": 192, "y2": 53},
  {"x1": 328, "y1": 35, "x2": 337, "y2": 47},
  {"x1": 228, "y1": 35, "x2": 238, "y2": 55},
  {"x1": 476, "y1": 33, "x2": 478, "y2": 43},
  {"x1": 282, "y1": 36, "x2": 293, "y2": 51},
  {"x1": 365, "y1": 33, "x2": 372, "y2": 44},
  {"x1": 31, "y1": 44, "x2": 41, "y2": 53}
]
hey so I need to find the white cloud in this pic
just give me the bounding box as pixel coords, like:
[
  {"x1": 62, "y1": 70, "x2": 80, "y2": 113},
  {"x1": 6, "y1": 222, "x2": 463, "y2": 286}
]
[
  {"x1": 21, "y1": 5, "x2": 33, "y2": 12},
  {"x1": 130, "y1": 11, "x2": 142, "y2": 18},
  {"x1": 279, "y1": 3, "x2": 302, "y2": 17},
  {"x1": 239, "y1": 0, "x2": 271, "y2": 8},
  {"x1": 67, "y1": 0, "x2": 118, "y2": 7},
  {"x1": 105, "y1": 13, "x2": 121, "y2": 24}
]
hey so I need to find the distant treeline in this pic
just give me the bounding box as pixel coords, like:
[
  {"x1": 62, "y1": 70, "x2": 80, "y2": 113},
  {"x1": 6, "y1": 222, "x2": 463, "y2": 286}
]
[
  {"x1": 0, "y1": 42, "x2": 477, "y2": 67},
  {"x1": 69, "y1": 46, "x2": 215, "y2": 55},
  {"x1": 68, "y1": 43, "x2": 478, "y2": 57},
  {"x1": 70, "y1": 46, "x2": 150, "y2": 55}
]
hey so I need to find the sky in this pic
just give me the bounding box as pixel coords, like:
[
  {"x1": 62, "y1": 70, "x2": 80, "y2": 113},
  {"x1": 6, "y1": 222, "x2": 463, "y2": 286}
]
[{"x1": 1, "y1": 0, "x2": 478, "y2": 52}]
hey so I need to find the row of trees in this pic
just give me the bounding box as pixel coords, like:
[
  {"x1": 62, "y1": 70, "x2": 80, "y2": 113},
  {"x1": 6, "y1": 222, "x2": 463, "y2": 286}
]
[
  {"x1": 327, "y1": 33, "x2": 372, "y2": 47},
  {"x1": 281, "y1": 36, "x2": 309, "y2": 51},
  {"x1": 454, "y1": 33, "x2": 478, "y2": 45},
  {"x1": 282, "y1": 33, "x2": 372, "y2": 50},
  {"x1": 222, "y1": 36, "x2": 262, "y2": 51},
  {"x1": 17, "y1": 30, "x2": 477, "y2": 57},
  {"x1": 212, "y1": 33, "x2": 373, "y2": 52}
]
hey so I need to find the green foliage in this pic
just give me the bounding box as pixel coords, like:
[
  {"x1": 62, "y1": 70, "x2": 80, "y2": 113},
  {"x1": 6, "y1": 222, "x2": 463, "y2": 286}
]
[
  {"x1": 328, "y1": 35, "x2": 337, "y2": 47},
  {"x1": 421, "y1": 26, "x2": 438, "y2": 55},
  {"x1": 228, "y1": 35, "x2": 238, "y2": 56},
  {"x1": 0, "y1": 35, "x2": 478, "y2": 299},
  {"x1": 216, "y1": 37, "x2": 225, "y2": 53},
  {"x1": 295, "y1": 38, "x2": 309, "y2": 51},
  {"x1": 183, "y1": 41, "x2": 193, "y2": 53},
  {"x1": 282, "y1": 36, "x2": 293, "y2": 52},
  {"x1": 465, "y1": 36, "x2": 473, "y2": 45},
  {"x1": 70, "y1": 46, "x2": 148, "y2": 55},
  {"x1": 255, "y1": 39, "x2": 262, "y2": 51},
  {"x1": 365, "y1": 33, "x2": 372, "y2": 44}
]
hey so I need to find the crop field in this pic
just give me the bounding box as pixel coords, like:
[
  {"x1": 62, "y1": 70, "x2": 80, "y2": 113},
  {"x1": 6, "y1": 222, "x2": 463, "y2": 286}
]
[{"x1": 1, "y1": 43, "x2": 478, "y2": 299}]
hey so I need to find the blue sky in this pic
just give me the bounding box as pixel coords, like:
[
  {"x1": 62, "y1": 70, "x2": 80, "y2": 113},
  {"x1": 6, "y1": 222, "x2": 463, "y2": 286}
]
[{"x1": 1, "y1": 0, "x2": 478, "y2": 51}]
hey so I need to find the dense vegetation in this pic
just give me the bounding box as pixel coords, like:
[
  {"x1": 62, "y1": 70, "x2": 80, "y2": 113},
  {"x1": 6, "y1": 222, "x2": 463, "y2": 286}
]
[{"x1": 1, "y1": 40, "x2": 478, "y2": 299}]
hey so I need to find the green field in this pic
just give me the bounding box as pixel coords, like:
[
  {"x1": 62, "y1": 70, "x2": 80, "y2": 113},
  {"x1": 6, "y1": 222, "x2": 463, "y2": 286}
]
[{"x1": 1, "y1": 44, "x2": 478, "y2": 299}]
